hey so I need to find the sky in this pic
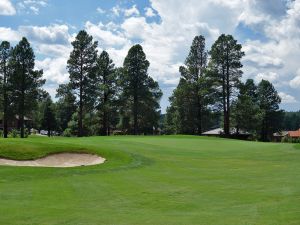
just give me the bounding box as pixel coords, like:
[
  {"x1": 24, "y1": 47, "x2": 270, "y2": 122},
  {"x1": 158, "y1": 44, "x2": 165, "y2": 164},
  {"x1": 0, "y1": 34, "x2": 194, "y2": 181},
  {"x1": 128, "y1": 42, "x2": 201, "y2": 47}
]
[{"x1": 1, "y1": 0, "x2": 300, "y2": 113}]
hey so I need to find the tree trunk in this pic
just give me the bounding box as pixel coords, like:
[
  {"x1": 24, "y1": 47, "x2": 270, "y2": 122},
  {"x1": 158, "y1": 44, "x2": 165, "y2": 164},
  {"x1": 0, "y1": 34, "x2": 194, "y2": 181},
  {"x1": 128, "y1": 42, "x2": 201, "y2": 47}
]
[
  {"x1": 224, "y1": 47, "x2": 230, "y2": 136},
  {"x1": 222, "y1": 69, "x2": 228, "y2": 136},
  {"x1": 133, "y1": 92, "x2": 138, "y2": 135},
  {"x1": 78, "y1": 87, "x2": 83, "y2": 137},
  {"x1": 3, "y1": 61, "x2": 8, "y2": 138},
  {"x1": 101, "y1": 75, "x2": 109, "y2": 136},
  {"x1": 102, "y1": 110, "x2": 107, "y2": 136},
  {"x1": 20, "y1": 67, "x2": 25, "y2": 138},
  {"x1": 78, "y1": 64, "x2": 83, "y2": 137}
]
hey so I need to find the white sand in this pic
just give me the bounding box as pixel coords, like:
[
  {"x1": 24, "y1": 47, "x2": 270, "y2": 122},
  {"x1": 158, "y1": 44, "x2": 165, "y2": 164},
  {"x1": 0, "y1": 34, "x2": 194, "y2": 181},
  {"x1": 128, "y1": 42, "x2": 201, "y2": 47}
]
[{"x1": 0, "y1": 153, "x2": 105, "y2": 168}]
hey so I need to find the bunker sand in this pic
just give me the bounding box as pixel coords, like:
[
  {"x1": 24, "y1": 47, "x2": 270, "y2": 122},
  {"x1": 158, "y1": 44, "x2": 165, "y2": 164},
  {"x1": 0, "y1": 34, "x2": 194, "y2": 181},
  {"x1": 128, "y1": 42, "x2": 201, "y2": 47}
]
[{"x1": 0, "y1": 153, "x2": 105, "y2": 167}]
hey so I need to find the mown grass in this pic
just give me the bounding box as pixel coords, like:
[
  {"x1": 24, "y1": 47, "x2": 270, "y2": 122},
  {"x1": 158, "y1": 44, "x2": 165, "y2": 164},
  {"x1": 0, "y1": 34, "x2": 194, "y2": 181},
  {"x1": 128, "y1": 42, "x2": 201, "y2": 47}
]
[{"x1": 0, "y1": 135, "x2": 299, "y2": 225}]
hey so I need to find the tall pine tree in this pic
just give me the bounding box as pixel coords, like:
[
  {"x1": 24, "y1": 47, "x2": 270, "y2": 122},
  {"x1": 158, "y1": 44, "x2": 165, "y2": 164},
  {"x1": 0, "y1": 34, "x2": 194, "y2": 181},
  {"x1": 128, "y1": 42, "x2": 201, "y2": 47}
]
[
  {"x1": 121, "y1": 44, "x2": 162, "y2": 135},
  {"x1": 257, "y1": 79, "x2": 284, "y2": 141},
  {"x1": 96, "y1": 51, "x2": 118, "y2": 136},
  {"x1": 9, "y1": 37, "x2": 45, "y2": 138},
  {"x1": 67, "y1": 30, "x2": 98, "y2": 137},
  {"x1": 0, "y1": 41, "x2": 11, "y2": 138},
  {"x1": 209, "y1": 34, "x2": 244, "y2": 136}
]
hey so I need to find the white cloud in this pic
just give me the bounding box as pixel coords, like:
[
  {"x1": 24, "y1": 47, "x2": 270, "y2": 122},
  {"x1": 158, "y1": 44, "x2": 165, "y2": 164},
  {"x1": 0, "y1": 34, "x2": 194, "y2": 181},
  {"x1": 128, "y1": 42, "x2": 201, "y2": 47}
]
[
  {"x1": 145, "y1": 7, "x2": 155, "y2": 17},
  {"x1": 29, "y1": 5, "x2": 38, "y2": 14},
  {"x1": 96, "y1": 7, "x2": 105, "y2": 14},
  {"x1": 0, "y1": 0, "x2": 16, "y2": 15},
  {"x1": 111, "y1": 5, "x2": 121, "y2": 16},
  {"x1": 279, "y1": 92, "x2": 297, "y2": 104},
  {"x1": 35, "y1": 57, "x2": 69, "y2": 84},
  {"x1": 290, "y1": 69, "x2": 300, "y2": 89},
  {"x1": 17, "y1": 0, "x2": 47, "y2": 14},
  {"x1": 124, "y1": 5, "x2": 139, "y2": 17},
  {"x1": 255, "y1": 72, "x2": 279, "y2": 83},
  {"x1": 19, "y1": 24, "x2": 71, "y2": 45},
  {"x1": 0, "y1": 27, "x2": 21, "y2": 41},
  {"x1": 85, "y1": 21, "x2": 129, "y2": 47}
]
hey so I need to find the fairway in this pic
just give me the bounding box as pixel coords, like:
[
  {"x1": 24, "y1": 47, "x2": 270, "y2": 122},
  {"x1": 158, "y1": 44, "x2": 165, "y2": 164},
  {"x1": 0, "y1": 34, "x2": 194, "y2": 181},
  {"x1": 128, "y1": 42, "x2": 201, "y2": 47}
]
[{"x1": 0, "y1": 136, "x2": 300, "y2": 225}]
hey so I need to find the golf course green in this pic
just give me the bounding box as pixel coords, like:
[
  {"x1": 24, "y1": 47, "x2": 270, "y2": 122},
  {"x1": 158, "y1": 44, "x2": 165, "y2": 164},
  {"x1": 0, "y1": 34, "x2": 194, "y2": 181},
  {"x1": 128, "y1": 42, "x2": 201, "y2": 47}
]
[{"x1": 0, "y1": 135, "x2": 299, "y2": 225}]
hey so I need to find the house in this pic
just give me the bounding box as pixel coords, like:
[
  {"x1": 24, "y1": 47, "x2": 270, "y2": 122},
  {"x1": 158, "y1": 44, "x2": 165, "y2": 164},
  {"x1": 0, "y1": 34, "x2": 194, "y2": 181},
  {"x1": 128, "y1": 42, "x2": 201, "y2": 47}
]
[
  {"x1": 202, "y1": 127, "x2": 250, "y2": 139},
  {"x1": 0, "y1": 115, "x2": 32, "y2": 131},
  {"x1": 288, "y1": 129, "x2": 300, "y2": 138},
  {"x1": 202, "y1": 128, "x2": 223, "y2": 136},
  {"x1": 273, "y1": 131, "x2": 288, "y2": 142}
]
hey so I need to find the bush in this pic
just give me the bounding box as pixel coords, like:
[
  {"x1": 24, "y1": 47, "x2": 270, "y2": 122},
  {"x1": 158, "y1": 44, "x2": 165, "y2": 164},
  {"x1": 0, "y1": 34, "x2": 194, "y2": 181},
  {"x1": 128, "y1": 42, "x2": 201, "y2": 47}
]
[
  {"x1": 281, "y1": 136, "x2": 300, "y2": 143},
  {"x1": 0, "y1": 130, "x2": 3, "y2": 138},
  {"x1": 62, "y1": 128, "x2": 72, "y2": 137},
  {"x1": 24, "y1": 128, "x2": 29, "y2": 138},
  {"x1": 9, "y1": 129, "x2": 19, "y2": 138}
]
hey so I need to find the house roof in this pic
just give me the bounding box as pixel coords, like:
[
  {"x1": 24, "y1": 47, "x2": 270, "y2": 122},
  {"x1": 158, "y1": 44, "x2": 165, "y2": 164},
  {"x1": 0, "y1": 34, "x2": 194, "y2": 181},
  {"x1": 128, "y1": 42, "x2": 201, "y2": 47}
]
[
  {"x1": 202, "y1": 128, "x2": 223, "y2": 135},
  {"x1": 273, "y1": 131, "x2": 288, "y2": 137},
  {"x1": 288, "y1": 129, "x2": 300, "y2": 137}
]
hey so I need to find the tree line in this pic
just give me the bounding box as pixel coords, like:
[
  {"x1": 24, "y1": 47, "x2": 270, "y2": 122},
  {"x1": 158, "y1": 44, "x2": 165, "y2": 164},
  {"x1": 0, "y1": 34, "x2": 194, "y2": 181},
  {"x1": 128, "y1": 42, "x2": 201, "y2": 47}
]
[
  {"x1": 0, "y1": 30, "x2": 162, "y2": 138},
  {"x1": 0, "y1": 31, "x2": 288, "y2": 141},
  {"x1": 164, "y1": 35, "x2": 284, "y2": 142}
]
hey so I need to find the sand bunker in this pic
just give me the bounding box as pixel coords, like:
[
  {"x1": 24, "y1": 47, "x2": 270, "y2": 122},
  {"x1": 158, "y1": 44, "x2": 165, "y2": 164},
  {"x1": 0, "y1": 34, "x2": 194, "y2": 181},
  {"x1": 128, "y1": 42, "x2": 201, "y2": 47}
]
[{"x1": 0, "y1": 153, "x2": 105, "y2": 168}]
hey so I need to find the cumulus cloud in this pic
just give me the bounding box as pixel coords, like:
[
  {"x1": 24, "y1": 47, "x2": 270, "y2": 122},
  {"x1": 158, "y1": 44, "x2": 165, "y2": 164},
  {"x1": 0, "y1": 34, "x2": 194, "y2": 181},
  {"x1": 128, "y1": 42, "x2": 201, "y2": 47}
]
[
  {"x1": 279, "y1": 92, "x2": 297, "y2": 104},
  {"x1": 124, "y1": 5, "x2": 139, "y2": 17},
  {"x1": 0, "y1": 0, "x2": 16, "y2": 15},
  {"x1": 255, "y1": 72, "x2": 279, "y2": 83},
  {"x1": 96, "y1": 7, "x2": 105, "y2": 14},
  {"x1": 145, "y1": 7, "x2": 155, "y2": 17},
  {"x1": 85, "y1": 21, "x2": 129, "y2": 47},
  {"x1": 0, "y1": 27, "x2": 21, "y2": 41},
  {"x1": 19, "y1": 24, "x2": 71, "y2": 45},
  {"x1": 36, "y1": 57, "x2": 69, "y2": 84},
  {"x1": 17, "y1": 0, "x2": 47, "y2": 15},
  {"x1": 289, "y1": 69, "x2": 300, "y2": 89}
]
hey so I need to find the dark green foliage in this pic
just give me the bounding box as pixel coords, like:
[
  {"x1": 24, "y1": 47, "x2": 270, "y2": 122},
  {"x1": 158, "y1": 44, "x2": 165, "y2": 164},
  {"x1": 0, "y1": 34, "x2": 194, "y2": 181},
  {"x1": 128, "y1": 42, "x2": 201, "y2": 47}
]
[
  {"x1": 41, "y1": 97, "x2": 57, "y2": 137},
  {"x1": 0, "y1": 41, "x2": 12, "y2": 138},
  {"x1": 257, "y1": 79, "x2": 284, "y2": 141},
  {"x1": 55, "y1": 83, "x2": 77, "y2": 132},
  {"x1": 232, "y1": 79, "x2": 261, "y2": 135},
  {"x1": 8, "y1": 37, "x2": 45, "y2": 138},
  {"x1": 67, "y1": 30, "x2": 98, "y2": 137},
  {"x1": 96, "y1": 51, "x2": 118, "y2": 135},
  {"x1": 164, "y1": 36, "x2": 215, "y2": 134},
  {"x1": 209, "y1": 34, "x2": 245, "y2": 135},
  {"x1": 120, "y1": 44, "x2": 162, "y2": 134},
  {"x1": 282, "y1": 111, "x2": 300, "y2": 130}
]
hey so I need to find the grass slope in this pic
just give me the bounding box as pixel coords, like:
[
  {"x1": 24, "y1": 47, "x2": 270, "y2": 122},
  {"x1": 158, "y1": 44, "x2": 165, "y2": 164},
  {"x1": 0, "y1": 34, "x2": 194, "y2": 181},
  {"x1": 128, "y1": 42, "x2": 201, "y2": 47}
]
[{"x1": 0, "y1": 135, "x2": 299, "y2": 225}]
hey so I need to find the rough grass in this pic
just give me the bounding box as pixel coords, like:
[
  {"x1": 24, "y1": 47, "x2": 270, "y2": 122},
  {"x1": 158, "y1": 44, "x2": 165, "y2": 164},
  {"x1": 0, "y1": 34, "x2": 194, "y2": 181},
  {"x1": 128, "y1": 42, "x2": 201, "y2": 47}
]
[{"x1": 0, "y1": 135, "x2": 299, "y2": 225}]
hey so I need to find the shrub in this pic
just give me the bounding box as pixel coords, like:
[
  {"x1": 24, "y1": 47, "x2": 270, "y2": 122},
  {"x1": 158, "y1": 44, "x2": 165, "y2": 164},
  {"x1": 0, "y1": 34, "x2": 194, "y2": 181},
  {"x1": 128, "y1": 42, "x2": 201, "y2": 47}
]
[
  {"x1": 10, "y1": 129, "x2": 19, "y2": 138},
  {"x1": 63, "y1": 128, "x2": 72, "y2": 137},
  {"x1": 0, "y1": 130, "x2": 3, "y2": 138},
  {"x1": 24, "y1": 128, "x2": 29, "y2": 138}
]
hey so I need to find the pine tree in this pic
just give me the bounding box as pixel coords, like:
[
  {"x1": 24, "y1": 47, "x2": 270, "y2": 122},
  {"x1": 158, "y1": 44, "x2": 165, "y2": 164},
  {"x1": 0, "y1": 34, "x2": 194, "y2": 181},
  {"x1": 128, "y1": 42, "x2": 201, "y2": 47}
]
[
  {"x1": 41, "y1": 97, "x2": 56, "y2": 137},
  {"x1": 56, "y1": 83, "x2": 77, "y2": 133},
  {"x1": 67, "y1": 30, "x2": 98, "y2": 137},
  {"x1": 96, "y1": 51, "x2": 117, "y2": 136},
  {"x1": 121, "y1": 44, "x2": 162, "y2": 135},
  {"x1": 165, "y1": 36, "x2": 215, "y2": 135},
  {"x1": 9, "y1": 37, "x2": 45, "y2": 138},
  {"x1": 257, "y1": 79, "x2": 284, "y2": 141},
  {"x1": 232, "y1": 79, "x2": 261, "y2": 135},
  {"x1": 209, "y1": 34, "x2": 244, "y2": 136},
  {"x1": 0, "y1": 41, "x2": 11, "y2": 138}
]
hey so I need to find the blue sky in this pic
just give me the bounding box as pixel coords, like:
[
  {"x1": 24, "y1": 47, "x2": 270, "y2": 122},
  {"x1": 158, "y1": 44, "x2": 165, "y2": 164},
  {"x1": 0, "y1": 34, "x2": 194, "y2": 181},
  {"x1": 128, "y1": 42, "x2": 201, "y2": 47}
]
[{"x1": 1, "y1": 0, "x2": 300, "y2": 112}]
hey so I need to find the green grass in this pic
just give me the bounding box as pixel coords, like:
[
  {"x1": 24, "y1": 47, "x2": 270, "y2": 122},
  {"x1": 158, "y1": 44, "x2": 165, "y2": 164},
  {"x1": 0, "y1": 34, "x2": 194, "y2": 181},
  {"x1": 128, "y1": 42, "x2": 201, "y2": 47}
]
[{"x1": 0, "y1": 135, "x2": 300, "y2": 225}]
